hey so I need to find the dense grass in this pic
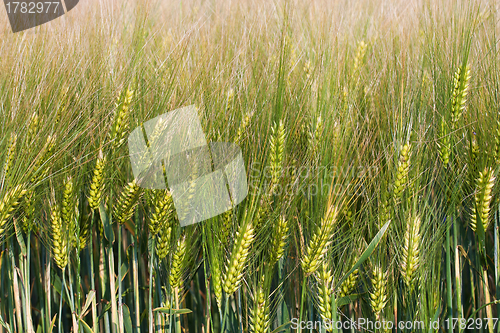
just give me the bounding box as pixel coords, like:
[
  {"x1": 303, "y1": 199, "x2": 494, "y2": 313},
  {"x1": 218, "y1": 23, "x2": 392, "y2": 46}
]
[{"x1": 1, "y1": 0, "x2": 500, "y2": 332}]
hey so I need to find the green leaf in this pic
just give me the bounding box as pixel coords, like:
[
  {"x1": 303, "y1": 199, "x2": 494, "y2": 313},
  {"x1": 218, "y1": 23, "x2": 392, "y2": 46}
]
[
  {"x1": 336, "y1": 294, "x2": 360, "y2": 308},
  {"x1": 335, "y1": 220, "x2": 390, "y2": 289},
  {"x1": 120, "y1": 262, "x2": 129, "y2": 283},
  {"x1": 99, "y1": 202, "x2": 114, "y2": 244},
  {"x1": 79, "y1": 319, "x2": 93, "y2": 333},
  {"x1": 48, "y1": 314, "x2": 57, "y2": 333},
  {"x1": 270, "y1": 322, "x2": 291, "y2": 333},
  {"x1": 468, "y1": 300, "x2": 500, "y2": 319},
  {"x1": 14, "y1": 223, "x2": 26, "y2": 256},
  {"x1": 97, "y1": 302, "x2": 111, "y2": 322},
  {"x1": 153, "y1": 307, "x2": 192, "y2": 315},
  {"x1": 428, "y1": 305, "x2": 441, "y2": 333},
  {"x1": 0, "y1": 313, "x2": 12, "y2": 333},
  {"x1": 122, "y1": 304, "x2": 133, "y2": 333},
  {"x1": 80, "y1": 290, "x2": 95, "y2": 318}
]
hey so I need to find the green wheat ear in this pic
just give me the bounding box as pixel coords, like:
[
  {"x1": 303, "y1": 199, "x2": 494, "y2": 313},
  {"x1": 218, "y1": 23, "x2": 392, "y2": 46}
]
[
  {"x1": 223, "y1": 220, "x2": 255, "y2": 295},
  {"x1": 0, "y1": 185, "x2": 27, "y2": 238},
  {"x1": 400, "y1": 214, "x2": 421, "y2": 291},
  {"x1": 269, "y1": 215, "x2": 289, "y2": 266},
  {"x1": 148, "y1": 189, "x2": 173, "y2": 236},
  {"x1": 113, "y1": 179, "x2": 141, "y2": 225},
  {"x1": 169, "y1": 234, "x2": 187, "y2": 290},
  {"x1": 451, "y1": 63, "x2": 471, "y2": 125},
  {"x1": 109, "y1": 86, "x2": 134, "y2": 150},
  {"x1": 249, "y1": 274, "x2": 271, "y2": 333},
  {"x1": 353, "y1": 40, "x2": 367, "y2": 75},
  {"x1": 315, "y1": 261, "x2": 334, "y2": 329},
  {"x1": 470, "y1": 167, "x2": 495, "y2": 232},
  {"x1": 269, "y1": 119, "x2": 286, "y2": 188},
  {"x1": 27, "y1": 112, "x2": 40, "y2": 144},
  {"x1": 88, "y1": 151, "x2": 107, "y2": 211},
  {"x1": 437, "y1": 116, "x2": 451, "y2": 165},
  {"x1": 301, "y1": 206, "x2": 338, "y2": 275},
  {"x1": 235, "y1": 111, "x2": 253, "y2": 146},
  {"x1": 21, "y1": 190, "x2": 35, "y2": 233},
  {"x1": 156, "y1": 219, "x2": 173, "y2": 261},
  {"x1": 393, "y1": 143, "x2": 411, "y2": 199},
  {"x1": 210, "y1": 251, "x2": 223, "y2": 309},
  {"x1": 2, "y1": 133, "x2": 17, "y2": 182},
  {"x1": 369, "y1": 264, "x2": 388, "y2": 320},
  {"x1": 339, "y1": 256, "x2": 359, "y2": 298},
  {"x1": 494, "y1": 120, "x2": 500, "y2": 164},
  {"x1": 50, "y1": 200, "x2": 68, "y2": 270},
  {"x1": 308, "y1": 115, "x2": 323, "y2": 160}
]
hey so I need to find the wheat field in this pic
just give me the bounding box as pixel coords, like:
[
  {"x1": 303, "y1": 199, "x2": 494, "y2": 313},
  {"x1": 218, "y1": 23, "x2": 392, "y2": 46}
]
[{"x1": 1, "y1": 0, "x2": 500, "y2": 332}]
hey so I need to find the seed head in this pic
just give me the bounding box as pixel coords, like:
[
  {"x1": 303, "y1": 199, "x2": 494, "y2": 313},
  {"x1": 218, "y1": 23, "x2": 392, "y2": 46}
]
[
  {"x1": 470, "y1": 167, "x2": 495, "y2": 232},
  {"x1": 223, "y1": 220, "x2": 255, "y2": 295},
  {"x1": 451, "y1": 63, "x2": 471, "y2": 125},
  {"x1": 369, "y1": 264, "x2": 388, "y2": 319},
  {"x1": 301, "y1": 207, "x2": 338, "y2": 275},
  {"x1": 88, "y1": 152, "x2": 107, "y2": 210},
  {"x1": 113, "y1": 179, "x2": 141, "y2": 225},
  {"x1": 0, "y1": 185, "x2": 27, "y2": 238},
  {"x1": 51, "y1": 202, "x2": 68, "y2": 270}
]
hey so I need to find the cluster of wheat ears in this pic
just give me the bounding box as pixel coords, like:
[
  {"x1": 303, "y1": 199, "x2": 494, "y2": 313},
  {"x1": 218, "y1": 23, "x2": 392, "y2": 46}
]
[{"x1": 1, "y1": 0, "x2": 500, "y2": 332}]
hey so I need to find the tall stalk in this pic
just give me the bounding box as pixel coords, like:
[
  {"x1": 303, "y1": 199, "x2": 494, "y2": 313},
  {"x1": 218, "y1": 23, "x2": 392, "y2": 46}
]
[
  {"x1": 90, "y1": 211, "x2": 98, "y2": 333},
  {"x1": 132, "y1": 228, "x2": 141, "y2": 333},
  {"x1": 453, "y1": 217, "x2": 463, "y2": 331},
  {"x1": 148, "y1": 237, "x2": 155, "y2": 333},
  {"x1": 446, "y1": 217, "x2": 453, "y2": 333}
]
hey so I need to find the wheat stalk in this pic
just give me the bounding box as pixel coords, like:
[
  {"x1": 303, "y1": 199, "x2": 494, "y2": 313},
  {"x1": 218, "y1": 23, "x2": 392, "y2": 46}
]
[
  {"x1": 62, "y1": 177, "x2": 79, "y2": 249},
  {"x1": 30, "y1": 135, "x2": 56, "y2": 184}
]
